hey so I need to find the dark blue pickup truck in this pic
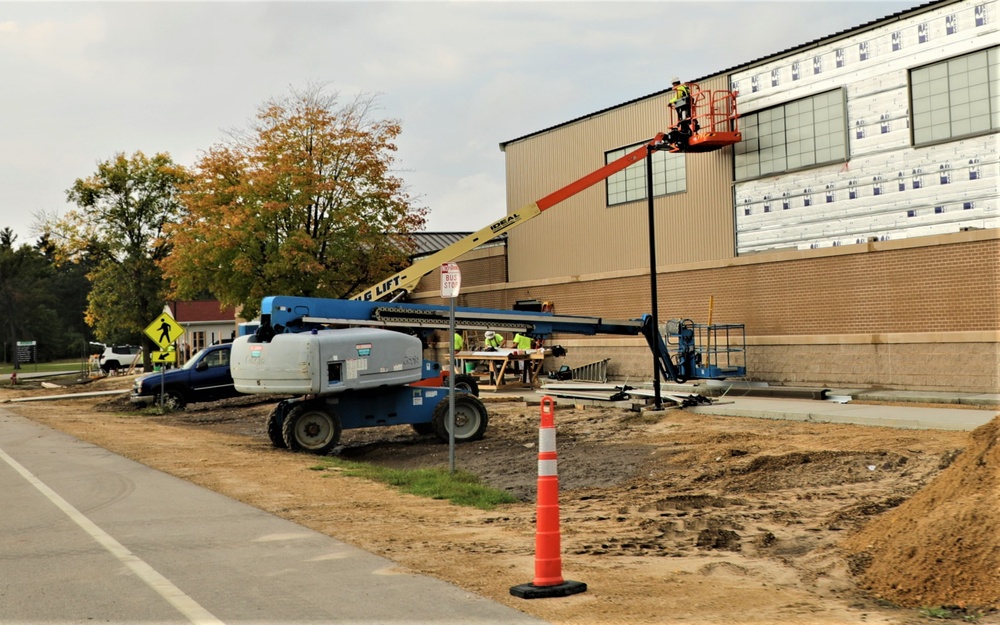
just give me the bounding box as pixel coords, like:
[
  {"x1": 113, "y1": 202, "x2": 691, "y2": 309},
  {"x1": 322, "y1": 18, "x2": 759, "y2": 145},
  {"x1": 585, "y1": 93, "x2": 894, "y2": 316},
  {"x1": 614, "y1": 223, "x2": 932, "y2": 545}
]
[{"x1": 130, "y1": 343, "x2": 239, "y2": 409}]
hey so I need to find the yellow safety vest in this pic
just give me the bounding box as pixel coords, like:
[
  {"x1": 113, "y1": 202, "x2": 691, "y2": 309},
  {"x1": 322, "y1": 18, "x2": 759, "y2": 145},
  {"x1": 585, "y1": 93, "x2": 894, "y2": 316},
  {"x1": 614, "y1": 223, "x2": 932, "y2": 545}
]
[
  {"x1": 513, "y1": 334, "x2": 533, "y2": 350},
  {"x1": 670, "y1": 84, "x2": 690, "y2": 106}
]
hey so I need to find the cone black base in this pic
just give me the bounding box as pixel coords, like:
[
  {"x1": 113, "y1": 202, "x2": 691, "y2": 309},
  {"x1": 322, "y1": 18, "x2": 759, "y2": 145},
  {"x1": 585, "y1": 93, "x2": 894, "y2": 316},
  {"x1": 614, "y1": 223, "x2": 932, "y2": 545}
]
[{"x1": 510, "y1": 580, "x2": 587, "y2": 599}]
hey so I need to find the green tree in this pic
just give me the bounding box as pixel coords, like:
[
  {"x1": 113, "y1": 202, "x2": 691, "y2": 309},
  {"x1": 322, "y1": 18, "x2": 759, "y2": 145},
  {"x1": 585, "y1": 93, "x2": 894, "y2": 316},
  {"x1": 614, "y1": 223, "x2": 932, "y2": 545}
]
[
  {"x1": 49, "y1": 151, "x2": 190, "y2": 366},
  {"x1": 162, "y1": 86, "x2": 426, "y2": 319},
  {"x1": 35, "y1": 233, "x2": 97, "y2": 360},
  {"x1": 0, "y1": 228, "x2": 61, "y2": 368}
]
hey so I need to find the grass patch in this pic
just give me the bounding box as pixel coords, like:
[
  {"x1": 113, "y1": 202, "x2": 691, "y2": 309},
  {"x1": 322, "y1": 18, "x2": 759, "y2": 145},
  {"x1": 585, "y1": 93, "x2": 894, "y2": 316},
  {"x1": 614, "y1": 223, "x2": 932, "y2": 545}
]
[
  {"x1": 918, "y1": 606, "x2": 983, "y2": 622},
  {"x1": 1, "y1": 360, "x2": 89, "y2": 376},
  {"x1": 314, "y1": 458, "x2": 518, "y2": 510}
]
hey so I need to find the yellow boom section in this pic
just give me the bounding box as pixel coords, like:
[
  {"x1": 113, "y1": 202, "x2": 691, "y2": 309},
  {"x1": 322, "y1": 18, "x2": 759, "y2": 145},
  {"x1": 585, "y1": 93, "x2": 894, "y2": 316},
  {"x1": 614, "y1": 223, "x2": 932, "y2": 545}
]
[
  {"x1": 350, "y1": 202, "x2": 543, "y2": 302},
  {"x1": 351, "y1": 131, "x2": 667, "y2": 302}
]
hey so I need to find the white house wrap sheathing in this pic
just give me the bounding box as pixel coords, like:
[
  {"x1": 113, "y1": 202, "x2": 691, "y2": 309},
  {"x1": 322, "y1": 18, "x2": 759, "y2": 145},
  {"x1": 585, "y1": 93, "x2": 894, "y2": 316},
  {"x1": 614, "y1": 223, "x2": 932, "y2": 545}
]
[{"x1": 731, "y1": 0, "x2": 999, "y2": 254}]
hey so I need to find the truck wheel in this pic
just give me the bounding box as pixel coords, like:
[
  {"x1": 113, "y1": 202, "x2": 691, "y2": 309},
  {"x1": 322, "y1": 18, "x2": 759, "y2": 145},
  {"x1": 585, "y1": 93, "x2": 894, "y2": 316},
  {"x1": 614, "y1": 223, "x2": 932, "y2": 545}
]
[
  {"x1": 431, "y1": 394, "x2": 489, "y2": 443},
  {"x1": 266, "y1": 404, "x2": 288, "y2": 449},
  {"x1": 282, "y1": 404, "x2": 342, "y2": 455},
  {"x1": 157, "y1": 389, "x2": 186, "y2": 410},
  {"x1": 453, "y1": 374, "x2": 480, "y2": 396},
  {"x1": 103, "y1": 360, "x2": 120, "y2": 374}
]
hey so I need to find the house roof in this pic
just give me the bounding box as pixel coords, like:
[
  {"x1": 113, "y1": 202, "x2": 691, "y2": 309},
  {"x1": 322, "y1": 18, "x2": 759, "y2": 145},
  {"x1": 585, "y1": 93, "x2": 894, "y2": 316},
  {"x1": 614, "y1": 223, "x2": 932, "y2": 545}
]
[
  {"x1": 168, "y1": 300, "x2": 237, "y2": 323},
  {"x1": 498, "y1": 0, "x2": 950, "y2": 150},
  {"x1": 401, "y1": 231, "x2": 506, "y2": 259}
]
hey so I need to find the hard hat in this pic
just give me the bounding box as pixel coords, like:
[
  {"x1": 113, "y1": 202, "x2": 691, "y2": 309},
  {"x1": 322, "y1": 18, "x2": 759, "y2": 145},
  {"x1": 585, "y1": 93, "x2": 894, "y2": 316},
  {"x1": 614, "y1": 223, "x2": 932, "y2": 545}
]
[
  {"x1": 484, "y1": 331, "x2": 495, "y2": 339},
  {"x1": 671, "y1": 76, "x2": 681, "y2": 84}
]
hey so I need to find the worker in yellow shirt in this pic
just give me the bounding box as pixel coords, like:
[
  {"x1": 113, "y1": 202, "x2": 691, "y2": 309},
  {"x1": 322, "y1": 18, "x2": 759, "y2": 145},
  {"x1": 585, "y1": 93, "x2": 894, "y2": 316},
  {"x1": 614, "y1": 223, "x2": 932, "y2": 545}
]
[
  {"x1": 484, "y1": 330, "x2": 504, "y2": 350},
  {"x1": 481, "y1": 331, "x2": 504, "y2": 382},
  {"x1": 512, "y1": 333, "x2": 534, "y2": 383},
  {"x1": 453, "y1": 332, "x2": 474, "y2": 374}
]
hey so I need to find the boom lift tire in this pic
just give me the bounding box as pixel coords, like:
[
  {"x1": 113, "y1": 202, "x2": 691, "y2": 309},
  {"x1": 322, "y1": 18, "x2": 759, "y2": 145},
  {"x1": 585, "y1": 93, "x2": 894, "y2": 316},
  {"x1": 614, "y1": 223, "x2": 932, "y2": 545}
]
[
  {"x1": 452, "y1": 374, "x2": 480, "y2": 397},
  {"x1": 413, "y1": 377, "x2": 480, "y2": 435},
  {"x1": 282, "y1": 403, "x2": 342, "y2": 455},
  {"x1": 431, "y1": 394, "x2": 489, "y2": 443},
  {"x1": 671, "y1": 355, "x2": 689, "y2": 384},
  {"x1": 267, "y1": 404, "x2": 288, "y2": 448}
]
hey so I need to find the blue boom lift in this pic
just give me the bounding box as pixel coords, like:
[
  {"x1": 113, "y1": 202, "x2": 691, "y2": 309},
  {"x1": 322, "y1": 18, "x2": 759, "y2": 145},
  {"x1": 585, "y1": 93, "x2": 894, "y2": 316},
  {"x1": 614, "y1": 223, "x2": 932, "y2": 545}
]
[{"x1": 231, "y1": 296, "x2": 745, "y2": 454}]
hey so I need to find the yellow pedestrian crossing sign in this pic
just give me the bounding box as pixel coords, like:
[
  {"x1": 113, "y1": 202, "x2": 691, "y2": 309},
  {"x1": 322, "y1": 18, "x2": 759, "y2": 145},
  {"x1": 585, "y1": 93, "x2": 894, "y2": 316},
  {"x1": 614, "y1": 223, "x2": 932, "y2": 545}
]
[
  {"x1": 151, "y1": 350, "x2": 177, "y2": 364},
  {"x1": 145, "y1": 313, "x2": 184, "y2": 349}
]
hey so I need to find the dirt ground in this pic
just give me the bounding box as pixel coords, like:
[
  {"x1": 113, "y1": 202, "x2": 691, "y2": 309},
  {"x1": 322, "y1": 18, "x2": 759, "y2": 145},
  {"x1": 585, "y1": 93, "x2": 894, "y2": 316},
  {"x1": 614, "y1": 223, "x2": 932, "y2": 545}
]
[{"x1": 3, "y1": 374, "x2": 999, "y2": 625}]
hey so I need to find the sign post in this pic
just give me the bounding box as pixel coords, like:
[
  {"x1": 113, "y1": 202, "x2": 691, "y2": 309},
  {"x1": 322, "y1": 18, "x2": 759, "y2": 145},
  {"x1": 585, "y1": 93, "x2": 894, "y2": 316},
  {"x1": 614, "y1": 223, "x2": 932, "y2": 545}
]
[
  {"x1": 144, "y1": 312, "x2": 185, "y2": 410},
  {"x1": 440, "y1": 262, "x2": 462, "y2": 473}
]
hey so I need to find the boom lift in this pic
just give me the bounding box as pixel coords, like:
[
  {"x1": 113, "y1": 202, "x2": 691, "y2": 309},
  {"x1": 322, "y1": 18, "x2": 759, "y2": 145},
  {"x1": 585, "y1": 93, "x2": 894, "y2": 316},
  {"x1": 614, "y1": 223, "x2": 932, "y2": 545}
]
[
  {"x1": 352, "y1": 131, "x2": 663, "y2": 303},
  {"x1": 231, "y1": 296, "x2": 745, "y2": 455},
  {"x1": 352, "y1": 83, "x2": 739, "y2": 302}
]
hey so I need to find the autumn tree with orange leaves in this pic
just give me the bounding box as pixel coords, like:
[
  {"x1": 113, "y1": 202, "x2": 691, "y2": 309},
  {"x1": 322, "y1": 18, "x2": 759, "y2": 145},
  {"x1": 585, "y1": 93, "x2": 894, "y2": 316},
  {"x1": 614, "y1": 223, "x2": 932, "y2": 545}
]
[{"x1": 163, "y1": 86, "x2": 426, "y2": 319}]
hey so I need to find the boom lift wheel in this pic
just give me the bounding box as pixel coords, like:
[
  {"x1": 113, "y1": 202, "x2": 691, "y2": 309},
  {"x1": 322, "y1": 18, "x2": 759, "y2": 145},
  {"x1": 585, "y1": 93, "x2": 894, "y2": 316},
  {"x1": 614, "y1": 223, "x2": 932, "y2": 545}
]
[
  {"x1": 453, "y1": 373, "x2": 480, "y2": 396},
  {"x1": 431, "y1": 394, "x2": 489, "y2": 443},
  {"x1": 414, "y1": 376, "x2": 481, "y2": 435},
  {"x1": 671, "y1": 355, "x2": 689, "y2": 384},
  {"x1": 267, "y1": 403, "x2": 288, "y2": 448},
  {"x1": 282, "y1": 403, "x2": 342, "y2": 455}
]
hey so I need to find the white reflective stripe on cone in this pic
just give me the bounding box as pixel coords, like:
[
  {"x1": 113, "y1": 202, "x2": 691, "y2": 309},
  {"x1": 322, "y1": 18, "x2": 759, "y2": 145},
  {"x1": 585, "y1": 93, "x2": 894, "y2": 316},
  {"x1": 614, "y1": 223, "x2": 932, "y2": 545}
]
[
  {"x1": 538, "y1": 459, "x2": 558, "y2": 476},
  {"x1": 539, "y1": 429, "x2": 556, "y2": 452}
]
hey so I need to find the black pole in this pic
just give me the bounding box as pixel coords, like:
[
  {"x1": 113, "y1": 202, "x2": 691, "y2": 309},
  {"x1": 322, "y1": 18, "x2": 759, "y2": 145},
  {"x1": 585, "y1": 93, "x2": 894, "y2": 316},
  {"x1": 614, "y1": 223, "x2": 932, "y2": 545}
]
[{"x1": 645, "y1": 146, "x2": 662, "y2": 410}]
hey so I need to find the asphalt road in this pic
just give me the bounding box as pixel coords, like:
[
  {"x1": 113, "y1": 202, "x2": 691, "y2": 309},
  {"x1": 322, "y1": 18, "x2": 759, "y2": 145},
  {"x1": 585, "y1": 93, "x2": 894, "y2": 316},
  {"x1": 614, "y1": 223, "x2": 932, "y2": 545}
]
[{"x1": 0, "y1": 409, "x2": 546, "y2": 625}]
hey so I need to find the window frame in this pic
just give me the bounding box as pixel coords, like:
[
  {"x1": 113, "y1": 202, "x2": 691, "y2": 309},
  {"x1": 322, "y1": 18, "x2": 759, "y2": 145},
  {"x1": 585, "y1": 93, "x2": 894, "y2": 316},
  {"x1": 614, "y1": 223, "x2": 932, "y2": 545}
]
[
  {"x1": 605, "y1": 141, "x2": 686, "y2": 207},
  {"x1": 734, "y1": 88, "x2": 849, "y2": 182},
  {"x1": 909, "y1": 45, "x2": 999, "y2": 147}
]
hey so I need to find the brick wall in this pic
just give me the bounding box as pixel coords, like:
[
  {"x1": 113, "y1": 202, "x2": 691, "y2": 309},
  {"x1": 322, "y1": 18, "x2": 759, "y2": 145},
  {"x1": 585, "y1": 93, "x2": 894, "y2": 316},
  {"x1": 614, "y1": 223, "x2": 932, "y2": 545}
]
[{"x1": 415, "y1": 234, "x2": 999, "y2": 392}]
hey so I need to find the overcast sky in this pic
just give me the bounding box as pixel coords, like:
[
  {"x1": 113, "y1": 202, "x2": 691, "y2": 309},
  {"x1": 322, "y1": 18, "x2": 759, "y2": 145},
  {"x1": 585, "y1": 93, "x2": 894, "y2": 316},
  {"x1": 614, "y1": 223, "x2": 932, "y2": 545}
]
[{"x1": 1, "y1": 1, "x2": 922, "y2": 244}]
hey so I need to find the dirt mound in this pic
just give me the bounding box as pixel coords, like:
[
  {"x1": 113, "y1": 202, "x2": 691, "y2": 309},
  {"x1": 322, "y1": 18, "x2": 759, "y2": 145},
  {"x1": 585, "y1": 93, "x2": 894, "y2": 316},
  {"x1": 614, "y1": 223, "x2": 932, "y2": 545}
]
[{"x1": 842, "y1": 416, "x2": 1000, "y2": 609}]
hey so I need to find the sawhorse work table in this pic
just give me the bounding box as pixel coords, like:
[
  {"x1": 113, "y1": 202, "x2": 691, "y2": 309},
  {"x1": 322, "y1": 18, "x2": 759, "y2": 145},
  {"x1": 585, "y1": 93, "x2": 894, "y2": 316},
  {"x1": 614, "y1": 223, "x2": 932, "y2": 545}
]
[{"x1": 456, "y1": 350, "x2": 547, "y2": 392}]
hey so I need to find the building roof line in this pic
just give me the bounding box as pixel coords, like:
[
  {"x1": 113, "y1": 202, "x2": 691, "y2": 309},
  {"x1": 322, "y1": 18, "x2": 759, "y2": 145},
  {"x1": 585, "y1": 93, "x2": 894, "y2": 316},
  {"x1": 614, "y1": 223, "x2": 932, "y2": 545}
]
[{"x1": 498, "y1": 0, "x2": 954, "y2": 151}]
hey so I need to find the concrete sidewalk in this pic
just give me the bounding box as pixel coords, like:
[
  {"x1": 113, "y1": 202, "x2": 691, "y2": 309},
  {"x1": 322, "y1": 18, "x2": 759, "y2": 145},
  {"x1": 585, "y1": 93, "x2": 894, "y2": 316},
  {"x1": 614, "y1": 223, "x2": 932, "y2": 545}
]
[
  {"x1": 684, "y1": 382, "x2": 999, "y2": 431},
  {"x1": 506, "y1": 383, "x2": 999, "y2": 432},
  {"x1": 686, "y1": 396, "x2": 998, "y2": 431}
]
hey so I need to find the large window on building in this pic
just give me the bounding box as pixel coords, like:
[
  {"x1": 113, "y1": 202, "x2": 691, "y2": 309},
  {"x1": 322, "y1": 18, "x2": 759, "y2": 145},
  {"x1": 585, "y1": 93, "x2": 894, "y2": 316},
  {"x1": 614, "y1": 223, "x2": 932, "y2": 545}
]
[
  {"x1": 605, "y1": 144, "x2": 685, "y2": 206},
  {"x1": 911, "y1": 47, "x2": 999, "y2": 145},
  {"x1": 734, "y1": 89, "x2": 848, "y2": 181}
]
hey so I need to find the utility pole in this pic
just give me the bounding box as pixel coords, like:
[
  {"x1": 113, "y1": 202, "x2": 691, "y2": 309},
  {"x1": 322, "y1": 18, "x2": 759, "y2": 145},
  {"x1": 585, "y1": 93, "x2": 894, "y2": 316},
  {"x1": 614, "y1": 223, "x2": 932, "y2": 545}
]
[{"x1": 645, "y1": 146, "x2": 663, "y2": 410}]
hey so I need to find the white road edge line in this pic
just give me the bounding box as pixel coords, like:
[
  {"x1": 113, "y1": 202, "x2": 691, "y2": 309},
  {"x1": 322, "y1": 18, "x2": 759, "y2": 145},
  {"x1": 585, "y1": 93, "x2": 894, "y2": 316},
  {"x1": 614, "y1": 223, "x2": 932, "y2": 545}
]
[{"x1": 0, "y1": 446, "x2": 225, "y2": 625}]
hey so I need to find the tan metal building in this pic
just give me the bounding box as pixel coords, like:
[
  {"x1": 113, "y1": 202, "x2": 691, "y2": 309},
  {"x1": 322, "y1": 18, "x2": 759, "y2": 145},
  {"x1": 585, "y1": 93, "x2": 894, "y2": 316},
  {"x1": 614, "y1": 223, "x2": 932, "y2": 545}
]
[{"x1": 413, "y1": 0, "x2": 999, "y2": 393}]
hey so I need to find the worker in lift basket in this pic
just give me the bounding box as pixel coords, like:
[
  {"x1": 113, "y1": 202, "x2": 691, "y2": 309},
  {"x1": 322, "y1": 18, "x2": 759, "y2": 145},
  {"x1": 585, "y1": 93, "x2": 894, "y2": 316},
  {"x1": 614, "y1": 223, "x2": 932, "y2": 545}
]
[
  {"x1": 661, "y1": 77, "x2": 698, "y2": 151},
  {"x1": 668, "y1": 77, "x2": 691, "y2": 122}
]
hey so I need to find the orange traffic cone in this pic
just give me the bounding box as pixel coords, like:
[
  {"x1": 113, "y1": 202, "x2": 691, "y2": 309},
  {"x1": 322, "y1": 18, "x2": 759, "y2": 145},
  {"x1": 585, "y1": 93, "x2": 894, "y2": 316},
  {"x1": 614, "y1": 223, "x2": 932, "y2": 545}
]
[{"x1": 510, "y1": 396, "x2": 587, "y2": 599}]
